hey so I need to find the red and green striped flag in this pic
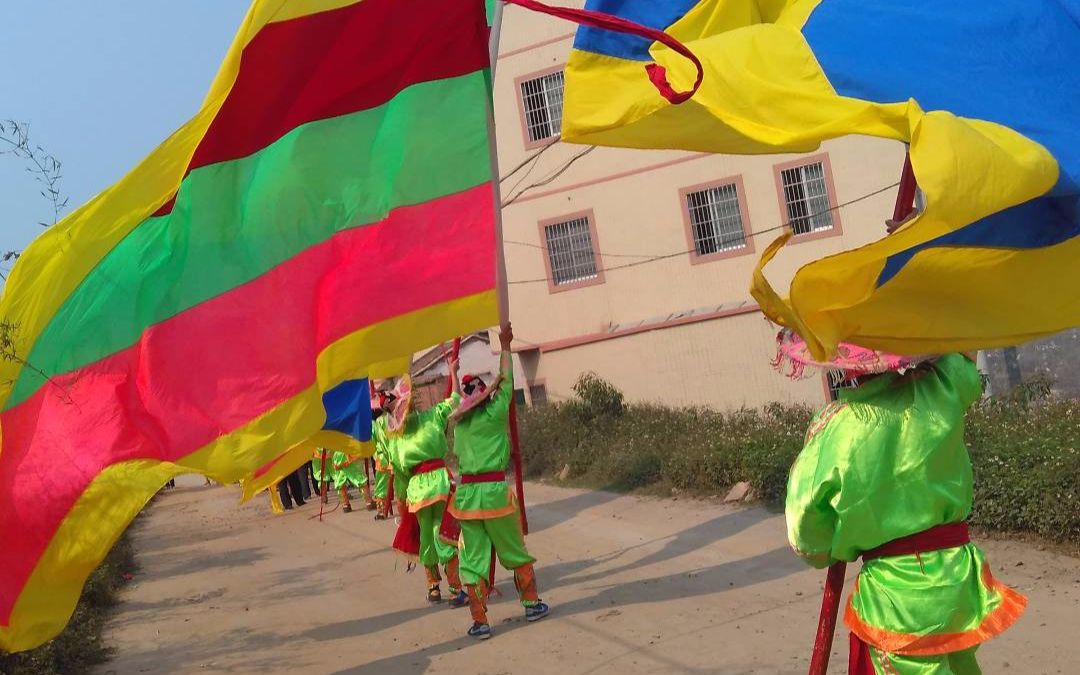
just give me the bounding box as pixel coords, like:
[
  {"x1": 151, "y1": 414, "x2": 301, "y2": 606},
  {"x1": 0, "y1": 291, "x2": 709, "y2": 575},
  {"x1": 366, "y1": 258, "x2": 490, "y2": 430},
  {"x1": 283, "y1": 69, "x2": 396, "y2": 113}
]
[{"x1": 0, "y1": 0, "x2": 497, "y2": 651}]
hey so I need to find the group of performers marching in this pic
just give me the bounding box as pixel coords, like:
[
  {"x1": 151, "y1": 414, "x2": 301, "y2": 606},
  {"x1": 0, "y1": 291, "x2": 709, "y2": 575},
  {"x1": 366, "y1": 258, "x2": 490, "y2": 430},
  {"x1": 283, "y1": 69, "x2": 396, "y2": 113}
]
[
  {"x1": 303, "y1": 314, "x2": 1028, "y2": 667},
  {"x1": 313, "y1": 323, "x2": 549, "y2": 640}
]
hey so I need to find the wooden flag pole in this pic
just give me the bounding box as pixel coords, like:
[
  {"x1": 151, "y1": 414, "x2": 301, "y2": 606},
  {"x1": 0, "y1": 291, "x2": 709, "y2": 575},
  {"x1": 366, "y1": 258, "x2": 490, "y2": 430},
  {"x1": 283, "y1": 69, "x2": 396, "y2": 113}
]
[{"x1": 808, "y1": 152, "x2": 916, "y2": 675}]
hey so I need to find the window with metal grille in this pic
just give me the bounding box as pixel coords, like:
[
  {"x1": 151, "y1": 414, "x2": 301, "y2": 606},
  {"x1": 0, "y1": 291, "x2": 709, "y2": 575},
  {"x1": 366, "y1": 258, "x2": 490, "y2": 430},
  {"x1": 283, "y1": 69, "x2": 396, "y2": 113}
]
[
  {"x1": 780, "y1": 161, "x2": 834, "y2": 235},
  {"x1": 826, "y1": 369, "x2": 859, "y2": 401},
  {"x1": 685, "y1": 183, "x2": 748, "y2": 256},
  {"x1": 544, "y1": 216, "x2": 598, "y2": 286},
  {"x1": 529, "y1": 383, "x2": 548, "y2": 406},
  {"x1": 519, "y1": 70, "x2": 565, "y2": 143}
]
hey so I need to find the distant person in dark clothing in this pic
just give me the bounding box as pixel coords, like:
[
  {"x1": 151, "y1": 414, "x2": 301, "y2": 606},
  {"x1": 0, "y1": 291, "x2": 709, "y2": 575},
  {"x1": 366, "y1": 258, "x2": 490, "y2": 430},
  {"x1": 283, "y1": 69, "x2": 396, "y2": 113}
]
[
  {"x1": 278, "y1": 469, "x2": 307, "y2": 510},
  {"x1": 297, "y1": 465, "x2": 313, "y2": 502}
]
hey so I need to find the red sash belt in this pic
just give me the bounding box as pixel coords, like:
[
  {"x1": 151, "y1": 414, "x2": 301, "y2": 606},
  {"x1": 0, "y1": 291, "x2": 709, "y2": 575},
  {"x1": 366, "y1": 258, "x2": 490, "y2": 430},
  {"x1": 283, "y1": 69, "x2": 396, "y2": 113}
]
[
  {"x1": 411, "y1": 459, "x2": 446, "y2": 477},
  {"x1": 460, "y1": 471, "x2": 506, "y2": 484},
  {"x1": 861, "y1": 522, "x2": 970, "y2": 561}
]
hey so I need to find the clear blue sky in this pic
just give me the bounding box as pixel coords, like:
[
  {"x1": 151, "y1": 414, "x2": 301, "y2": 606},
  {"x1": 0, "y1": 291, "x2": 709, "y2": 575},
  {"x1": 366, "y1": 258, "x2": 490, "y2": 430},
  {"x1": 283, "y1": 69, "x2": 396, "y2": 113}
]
[{"x1": 1, "y1": 3, "x2": 250, "y2": 256}]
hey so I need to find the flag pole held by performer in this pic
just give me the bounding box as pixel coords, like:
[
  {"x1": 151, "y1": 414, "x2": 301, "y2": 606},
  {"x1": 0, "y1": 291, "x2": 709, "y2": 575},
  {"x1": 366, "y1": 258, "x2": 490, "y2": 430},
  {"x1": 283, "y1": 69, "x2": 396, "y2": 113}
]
[{"x1": 808, "y1": 151, "x2": 917, "y2": 675}]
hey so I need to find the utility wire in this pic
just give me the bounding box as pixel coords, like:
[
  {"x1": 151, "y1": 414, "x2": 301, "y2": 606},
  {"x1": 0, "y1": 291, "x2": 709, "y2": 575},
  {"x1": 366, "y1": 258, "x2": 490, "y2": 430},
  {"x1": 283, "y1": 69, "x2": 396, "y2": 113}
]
[
  {"x1": 507, "y1": 181, "x2": 902, "y2": 285},
  {"x1": 502, "y1": 145, "x2": 598, "y2": 207},
  {"x1": 499, "y1": 137, "x2": 560, "y2": 184}
]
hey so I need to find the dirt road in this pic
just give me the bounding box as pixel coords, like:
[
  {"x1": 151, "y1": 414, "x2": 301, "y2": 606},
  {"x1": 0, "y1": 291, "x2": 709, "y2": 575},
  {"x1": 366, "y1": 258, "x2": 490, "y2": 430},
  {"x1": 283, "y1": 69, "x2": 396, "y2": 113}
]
[{"x1": 99, "y1": 474, "x2": 1079, "y2": 674}]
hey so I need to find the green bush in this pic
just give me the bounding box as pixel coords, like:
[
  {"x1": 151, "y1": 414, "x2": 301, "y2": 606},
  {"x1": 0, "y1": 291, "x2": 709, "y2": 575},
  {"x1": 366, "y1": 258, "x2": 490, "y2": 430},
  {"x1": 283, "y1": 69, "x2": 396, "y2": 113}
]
[
  {"x1": 966, "y1": 396, "x2": 1079, "y2": 542},
  {"x1": 519, "y1": 374, "x2": 1079, "y2": 544},
  {"x1": 564, "y1": 372, "x2": 626, "y2": 423},
  {"x1": 0, "y1": 530, "x2": 137, "y2": 674}
]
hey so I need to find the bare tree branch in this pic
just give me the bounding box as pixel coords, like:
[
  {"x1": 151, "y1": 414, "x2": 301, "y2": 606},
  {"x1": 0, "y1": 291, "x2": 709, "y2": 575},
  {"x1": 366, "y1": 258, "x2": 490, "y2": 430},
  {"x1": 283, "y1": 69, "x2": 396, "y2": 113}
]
[
  {"x1": 0, "y1": 121, "x2": 71, "y2": 402},
  {"x1": 1, "y1": 119, "x2": 68, "y2": 228},
  {"x1": 2, "y1": 119, "x2": 68, "y2": 274}
]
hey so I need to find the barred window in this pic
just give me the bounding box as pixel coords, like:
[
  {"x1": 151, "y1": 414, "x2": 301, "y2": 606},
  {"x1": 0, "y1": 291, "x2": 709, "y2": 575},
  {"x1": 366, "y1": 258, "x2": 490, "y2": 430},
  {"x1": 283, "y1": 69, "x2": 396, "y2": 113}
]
[
  {"x1": 826, "y1": 369, "x2": 858, "y2": 401},
  {"x1": 519, "y1": 70, "x2": 564, "y2": 143},
  {"x1": 685, "y1": 182, "x2": 748, "y2": 256},
  {"x1": 529, "y1": 383, "x2": 548, "y2": 406},
  {"x1": 780, "y1": 161, "x2": 834, "y2": 235},
  {"x1": 544, "y1": 216, "x2": 598, "y2": 286}
]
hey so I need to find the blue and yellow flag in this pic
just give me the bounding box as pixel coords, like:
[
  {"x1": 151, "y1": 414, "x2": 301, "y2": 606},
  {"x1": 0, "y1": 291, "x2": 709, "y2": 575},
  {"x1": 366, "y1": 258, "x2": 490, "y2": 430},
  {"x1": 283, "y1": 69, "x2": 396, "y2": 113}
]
[
  {"x1": 238, "y1": 352, "x2": 412, "y2": 501},
  {"x1": 308, "y1": 378, "x2": 374, "y2": 455},
  {"x1": 563, "y1": 0, "x2": 1080, "y2": 359}
]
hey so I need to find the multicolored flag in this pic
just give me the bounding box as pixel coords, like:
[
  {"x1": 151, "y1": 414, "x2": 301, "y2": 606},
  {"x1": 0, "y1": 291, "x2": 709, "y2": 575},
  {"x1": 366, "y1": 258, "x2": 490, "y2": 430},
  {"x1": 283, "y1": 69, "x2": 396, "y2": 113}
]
[
  {"x1": 0, "y1": 0, "x2": 497, "y2": 651},
  {"x1": 560, "y1": 0, "x2": 1080, "y2": 359},
  {"x1": 312, "y1": 379, "x2": 375, "y2": 456},
  {"x1": 240, "y1": 376, "x2": 371, "y2": 501}
]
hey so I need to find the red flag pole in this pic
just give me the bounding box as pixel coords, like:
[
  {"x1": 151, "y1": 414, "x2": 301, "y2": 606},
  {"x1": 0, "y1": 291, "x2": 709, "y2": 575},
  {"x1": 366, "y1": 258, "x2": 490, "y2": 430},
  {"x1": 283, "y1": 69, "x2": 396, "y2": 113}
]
[
  {"x1": 891, "y1": 153, "x2": 918, "y2": 223},
  {"x1": 808, "y1": 152, "x2": 916, "y2": 675},
  {"x1": 367, "y1": 380, "x2": 378, "y2": 507},
  {"x1": 318, "y1": 448, "x2": 329, "y2": 522},
  {"x1": 809, "y1": 562, "x2": 848, "y2": 675},
  {"x1": 387, "y1": 472, "x2": 395, "y2": 518},
  {"x1": 482, "y1": 0, "x2": 525, "y2": 592},
  {"x1": 508, "y1": 402, "x2": 528, "y2": 534},
  {"x1": 484, "y1": 6, "x2": 528, "y2": 537},
  {"x1": 445, "y1": 338, "x2": 462, "y2": 397}
]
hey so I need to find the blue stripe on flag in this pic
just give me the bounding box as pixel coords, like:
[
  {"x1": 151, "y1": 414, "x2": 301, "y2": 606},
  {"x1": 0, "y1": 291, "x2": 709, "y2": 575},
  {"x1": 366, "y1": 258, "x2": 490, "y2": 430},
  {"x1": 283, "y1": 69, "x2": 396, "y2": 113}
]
[
  {"x1": 573, "y1": 0, "x2": 700, "y2": 61},
  {"x1": 877, "y1": 196, "x2": 1080, "y2": 286}
]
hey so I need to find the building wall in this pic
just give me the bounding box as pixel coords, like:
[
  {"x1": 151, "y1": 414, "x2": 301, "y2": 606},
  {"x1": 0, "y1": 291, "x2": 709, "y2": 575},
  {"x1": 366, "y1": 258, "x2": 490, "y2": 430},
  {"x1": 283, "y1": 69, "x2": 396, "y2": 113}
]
[
  {"x1": 493, "y1": 3, "x2": 908, "y2": 410},
  {"x1": 530, "y1": 309, "x2": 825, "y2": 408},
  {"x1": 983, "y1": 328, "x2": 1080, "y2": 398}
]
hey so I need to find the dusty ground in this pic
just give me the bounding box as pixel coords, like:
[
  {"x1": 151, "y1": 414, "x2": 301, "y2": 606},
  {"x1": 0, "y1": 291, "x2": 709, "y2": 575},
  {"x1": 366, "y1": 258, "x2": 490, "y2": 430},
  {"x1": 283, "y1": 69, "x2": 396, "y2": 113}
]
[{"x1": 98, "y1": 474, "x2": 1080, "y2": 674}]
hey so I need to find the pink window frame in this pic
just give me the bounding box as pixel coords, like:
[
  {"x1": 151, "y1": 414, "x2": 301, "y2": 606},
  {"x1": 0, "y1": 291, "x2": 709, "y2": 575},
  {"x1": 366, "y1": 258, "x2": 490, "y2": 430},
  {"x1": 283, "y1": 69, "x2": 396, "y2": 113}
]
[
  {"x1": 514, "y1": 63, "x2": 566, "y2": 150},
  {"x1": 678, "y1": 175, "x2": 756, "y2": 265},
  {"x1": 772, "y1": 152, "x2": 844, "y2": 244},
  {"x1": 537, "y1": 209, "x2": 606, "y2": 294}
]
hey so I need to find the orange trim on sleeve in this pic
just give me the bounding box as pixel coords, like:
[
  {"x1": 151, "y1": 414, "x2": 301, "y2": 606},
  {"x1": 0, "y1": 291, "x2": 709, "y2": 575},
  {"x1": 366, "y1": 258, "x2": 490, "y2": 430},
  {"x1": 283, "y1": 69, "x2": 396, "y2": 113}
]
[{"x1": 845, "y1": 563, "x2": 1028, "y2": 656}]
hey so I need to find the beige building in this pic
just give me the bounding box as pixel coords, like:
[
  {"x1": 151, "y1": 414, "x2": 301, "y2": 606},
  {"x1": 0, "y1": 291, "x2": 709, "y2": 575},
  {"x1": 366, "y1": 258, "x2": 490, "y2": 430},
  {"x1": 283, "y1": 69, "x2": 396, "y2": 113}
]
[{"x1": 491, "y1": 4, "x2": 907, "y2": 410}]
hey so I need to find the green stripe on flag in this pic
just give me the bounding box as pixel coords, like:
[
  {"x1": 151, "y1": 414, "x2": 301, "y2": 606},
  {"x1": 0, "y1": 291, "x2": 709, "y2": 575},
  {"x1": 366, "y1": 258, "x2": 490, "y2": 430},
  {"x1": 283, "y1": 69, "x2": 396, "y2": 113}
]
[{"x1": 9, "y1": 71, "x2": 492, "y2": 409}]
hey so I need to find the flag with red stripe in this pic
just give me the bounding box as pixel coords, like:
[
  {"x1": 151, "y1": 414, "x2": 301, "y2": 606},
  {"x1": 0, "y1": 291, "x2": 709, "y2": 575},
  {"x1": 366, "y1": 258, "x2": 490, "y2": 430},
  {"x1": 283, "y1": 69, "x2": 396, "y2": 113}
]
[{"x1": 0, "y1": 0, "x2": 496, "y2": 651}]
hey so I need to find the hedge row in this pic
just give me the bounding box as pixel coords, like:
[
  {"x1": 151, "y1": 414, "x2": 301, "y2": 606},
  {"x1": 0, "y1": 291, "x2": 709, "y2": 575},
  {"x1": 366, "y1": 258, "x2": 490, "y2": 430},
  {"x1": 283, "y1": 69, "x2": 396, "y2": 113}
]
[{"x1": 519, "y1": 374, "x2": 1080, "y2": 545}]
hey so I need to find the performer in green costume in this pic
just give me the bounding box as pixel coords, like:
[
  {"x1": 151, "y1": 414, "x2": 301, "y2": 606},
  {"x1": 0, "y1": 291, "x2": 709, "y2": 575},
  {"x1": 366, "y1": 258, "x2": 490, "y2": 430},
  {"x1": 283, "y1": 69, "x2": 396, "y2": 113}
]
[
  {"x1": 371, "y1": 398, "x2": 393, "y2": 520},
  {"x1": 780, "y1": 333, "x2": 1026, "y2": 675},
  {"x1": 450, "y1": 323, "x2": 549, "y2": 640},
  {"x1": 311, "y1": 448, "x2": 332, "y2": 504},
  {"x1": 330, "y1": 450, "x2": 368, "y2": 513},
  {"x1": 386, "y1": 370, "x2": 464, "y2": 604}
]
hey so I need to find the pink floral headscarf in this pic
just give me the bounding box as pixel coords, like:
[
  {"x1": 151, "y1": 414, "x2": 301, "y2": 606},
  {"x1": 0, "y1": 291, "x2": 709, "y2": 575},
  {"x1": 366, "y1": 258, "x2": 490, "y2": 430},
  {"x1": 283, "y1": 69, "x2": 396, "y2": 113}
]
[{"x1": 771, "y1": 329, "x2": 928, "y2": 380}]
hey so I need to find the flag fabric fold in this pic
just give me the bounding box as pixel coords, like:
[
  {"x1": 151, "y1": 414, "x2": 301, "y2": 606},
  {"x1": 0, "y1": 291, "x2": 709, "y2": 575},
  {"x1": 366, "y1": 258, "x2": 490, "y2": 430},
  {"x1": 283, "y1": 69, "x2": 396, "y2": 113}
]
[
  {"x1": 561, "y1": 0, "x2": 1080, "y2": 359},
  {"x1": 0, "y1": 0, "x2": 496, "y2": 651}
]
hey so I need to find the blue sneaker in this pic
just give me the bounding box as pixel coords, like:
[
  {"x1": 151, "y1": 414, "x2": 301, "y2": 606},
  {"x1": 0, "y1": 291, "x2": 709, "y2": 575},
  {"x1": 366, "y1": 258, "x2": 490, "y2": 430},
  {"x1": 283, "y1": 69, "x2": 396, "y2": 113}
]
[
  {"x1": 525, "y1": 601, "x2": 550, "y2": 623},
  {"x1": 448, "y1": 590, "x2": 468, "y2": 609},
  {"x1": 467, "y1": 622, "x2": 492, "y2": 640}
]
